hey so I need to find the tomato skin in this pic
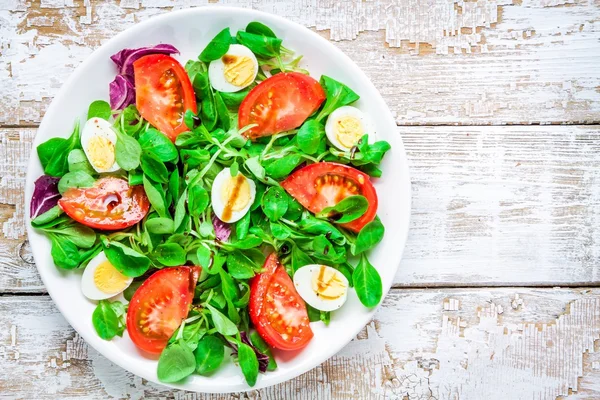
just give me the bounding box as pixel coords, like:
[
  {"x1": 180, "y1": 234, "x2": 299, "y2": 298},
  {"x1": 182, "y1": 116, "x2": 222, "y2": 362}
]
[
  {"x1": 58, "y1": 177, "x2": 149, "y2": 230},
  {"x1": 281, "y1": 162, "x2": 378, "y2": 232},
  {"x1": 238, "y1": 72, "x2": 325, "y2": 139},
  {"x1": 249, "y1": 253, "x2": 313, "y2": 351},
  {"x1": 134, "y1": 54, "x2": 197, "y2": 142},
  {"x1": 126, "y1": 266, "x2": 200, "y2": 354}
]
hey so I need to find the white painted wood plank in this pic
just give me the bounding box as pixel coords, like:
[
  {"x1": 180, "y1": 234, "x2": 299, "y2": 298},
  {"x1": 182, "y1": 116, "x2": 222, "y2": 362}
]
[
  {"x1": 2, "y1": 125, "x2": 599, "y2": 292},
  {"x1": 1, "y1": 0, "x2": 599, "y2": 125},
  {"x1": 1, "y1": 288, "x2": 600, "y2": 399}
]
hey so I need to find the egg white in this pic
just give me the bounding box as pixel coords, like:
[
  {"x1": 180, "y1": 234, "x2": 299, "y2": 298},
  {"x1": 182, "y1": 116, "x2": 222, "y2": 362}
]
[
  {"x1": 293, "y1": 264, "x2": 349, "y2": 312},
  {"x1": 81, "y1": 117, "x2": 120, "y2": 173},
  {"x1": 325, "y1": 106, "x2": 374, "y2": 151},
  {"x1": 208, "y1": 44, "x2": 259, "y2": 93},
  {"x1": 81, "y1": 251, "x2": 132, "y2": 301},
  {"x1": 210, "y1": 168, "x2": 256, "y2": 223}
]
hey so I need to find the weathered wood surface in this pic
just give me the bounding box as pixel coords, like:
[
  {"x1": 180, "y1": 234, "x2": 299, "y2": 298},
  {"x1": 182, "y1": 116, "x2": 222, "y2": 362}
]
[
  {"x1": 1, "y1": 0, "x2": 600, "y2": 126},
  {"x1": 1, "y1": 289, "x2": 600, "y2": 399},
  {"x1": 2, "y1": 125, "x2": 598, "y2": 292},
  {"x1": 2, "y1": 0, "x2": 600, "y2": 398}
]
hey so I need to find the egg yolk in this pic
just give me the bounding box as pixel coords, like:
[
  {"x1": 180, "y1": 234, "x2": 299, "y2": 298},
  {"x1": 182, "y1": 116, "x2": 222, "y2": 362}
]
[
  {"x1": 334, "y1": 115, "x2": 364, "y2": 149},
  {"x1": 87, "y1": 136, "x2": 115, "y2": 171},
  {"x1": 93, "y1": 260, "x2": 129, "y2": 294},
  {"x1": 222, "y1": 54, "x2": 255, "y2": 87},
  {"x1": 312, "y1": 265, "x2": 347, "y2": 300},
  {"x1": 221, "y1": 174, "x2": 251, "y2": 213}
]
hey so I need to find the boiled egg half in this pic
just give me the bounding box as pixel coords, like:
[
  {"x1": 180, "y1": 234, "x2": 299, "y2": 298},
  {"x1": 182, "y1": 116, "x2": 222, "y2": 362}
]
[
  {"x1": 325, "y1": 106, "x2": 374, "y2": 151},
  {"x1": 208, "y1": 44, "x2": 259, "y2": 93},
  {"x1": 293, "y1": 264, "x2": 349, "y2": 312},
  {"x1": 210, "y1": 168, "x2": 256, "y2": 223},
  {"x1": 81, "y1": 251, "x2": 132, "y2": 300},
  {"x1": 81, "y1": 117, "x2": 120, "y2": 173}
]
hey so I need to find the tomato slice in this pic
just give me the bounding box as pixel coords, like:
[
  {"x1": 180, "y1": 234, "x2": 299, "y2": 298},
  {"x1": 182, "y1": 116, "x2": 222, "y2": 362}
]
[
  {"x1": 281, "y1": 162, "x2": 378, "y2": 232},
  {"x1": 238, "y1": 72, "x2": 325, "y2": 139},
  {"x1": 249, "y1": 253, "x2": 313, "y2": 351},
  {"x1": 133, "y1": 54, "x2": 197, "y2": 142},
  {"x1": 58, "y1": 177, "x2": 149, "y2": 230},
  {"x1": 126, "y1": 266, "x2": 200, "y2": 354}
]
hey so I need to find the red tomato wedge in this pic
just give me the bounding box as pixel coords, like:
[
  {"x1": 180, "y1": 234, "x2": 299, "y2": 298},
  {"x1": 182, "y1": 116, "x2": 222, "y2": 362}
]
[
  {"x1": 238, "y1": 72, "x2": 325, "y2": 139},
  {"x1": 281, "y1": 162, "x2": 378, "y2": 232},
  {"x1": 127, "y1": 266, "x2": 200, "y2": 354},
  {"x1": 58, "y1": 177, "x2": 149, "y2": 230},
  {"x1": 249, "y1": 253, "x2": 313, "y2": 351},
  {"x1": 133, "y1": 54, "x2": 197, "y2": 142}
]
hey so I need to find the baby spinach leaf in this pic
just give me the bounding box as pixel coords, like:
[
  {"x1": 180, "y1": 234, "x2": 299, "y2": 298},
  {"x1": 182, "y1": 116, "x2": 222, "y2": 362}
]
[
  {"x1": 227, "y1": 235, "x2": 263, "y2": 250},
  {"x1": 157, "y1": 341, "x2": 196, "y2": 383},
  {"x1": 353, "y1": 216, "x2": 384, "y2": 255},
  {"x1": 297, "y1": 119, "x2": 325, "y2": 155},
  {"x1": 119, "y1": 105, "x2": 145, "y2": 136},
  {"x1": 143, "y1": 175, "x2": 168, "y2": 218},
  {"x1": 173, "y1": 189, "x2": 187, "y2": 232},
  {"x1": 199, "y1": 27, "x2": 232, "y2": 62},
  {"x1": 92, "y1": 300, "x2": 125, "y2": 340},
  {"x1": 169, "y1": 322, "x2": 206, "y2": 351},
  {"x1": 201, "y1": 91, "x2": 218, "y2": 131},
  {"x1": 246, "y1": 21, "x2": 276, "y2": 38},
  {"x1": 214, "y1": 91, "x2": 231, "y2": 132},
  {"x1": 263, "y1": 154, "x2": 303, "y2": 180},
  {"x1": 145, "y1": 217, "x2": 174, "y2": 234},
  {"x1": 316, "y1": 75, "x2": 360, "y2": 122},
  {"x1": 138, "y1": 129, "x2": 178, "y2": 162},
  {"x1": 291, "y1": 245, "x2": 313, "y2": 272},
  {"x1": 37, "y1": 121, "x2": 80, "y2": 177},
  {"x1": 181, "y1": 148, "x2": 210, "y2": 168},
  {"x1": 311, "y1": 235, "x2": 345, "y2": 262},
  {"x1": 102, "y1": 239, "x2": 150, "y2": 277},
  {"x1": 316, "y1": 195, "x2": 368, "y2": 223},
  {"x1": 115, "y1": 129, "x2": 141, "y2": 171},
  {"x1": 220, "y1": 269, "x2": 240, "y2": 302},
  {"x1": 67, "y1": 149, "x2": 95, "y2": 175},
  {"x1": 31, "y1": 206, "x2": 63, "y2": 227},
  {"x1": 283, "y1": 195, "x2": 303, "y2": 221},
  {"x1": 43, "y1": 223, "x2": 97, "y2": 249},
  {"x1": 235, "y1": 211, "x2": 251, "y2": 240},
  {"x1": 128, "y1": 171, "x2": 143, "y2": 186},
  {"x1": 188, "y1": 185, "x2": 209, "y2": 217},
  {"x1": 184, "y1": 109, "x2": 196, "y2": 130},
  {"x1": 194, "y1": 335, "x2": 225, "y2": 374},
  {"x1": 123, "y1": 281, "x2": 143, "y2": 302},
  {"x1": 297, "y1": 216, "x2": 345, "y2": 244},
  {"x1": 141, "y1": 151, "x2": 169, "y2": 183},
  {"x1": 87, "y1": 100, "x2": 112, "y2": 120},
  {"x1": 236, "y1": 31, "x2": 282, "y2": 59},
  {"x1": 352, "y1": 254, "x2": 382, "y2": 308},
  {"x1": 226, "y1": 251, "x2": 256, "y2": 279},
  {"x1": 206, "y1": 304, "x2": 238, "y2": 336},
  {"x1": 249, "y1": 331, "x2": 277, "y2": 371},
  {"x1": 155, "y1": 243, "x2": 186, "y2": 266},
  {"x1": 237, "y1": 341, "x2": 259, "y2": 386},
  {"x1": 261, "y1": 186, "x2": 288, "y2": 221},
  {"x1": 335, "y1": 262, "x2": 354, "y2": 287},
  {"x1": 270, "y1": 221, "x2": 291, "y2": 240},
  {"x1": 49, "y1": 234, "x2": 80, "y2": 269},
  {"x1": 57, "y1": 171, "x2": 95, "y2": 194},
  {"x1": 219, "y1": 89, "x2": 250, "y2": 108}
]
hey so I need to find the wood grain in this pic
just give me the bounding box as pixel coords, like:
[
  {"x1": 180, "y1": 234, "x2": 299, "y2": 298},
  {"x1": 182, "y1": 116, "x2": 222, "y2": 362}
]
[
  {"x1": 2, "y1": 125, "x2": 598, "y2": 292},
  {"x1": 1, "y1": 288, "x2": 600, "y2": 399},
  {"x1": 1, "y1": 0, "x2": 599, "y2": 126}
]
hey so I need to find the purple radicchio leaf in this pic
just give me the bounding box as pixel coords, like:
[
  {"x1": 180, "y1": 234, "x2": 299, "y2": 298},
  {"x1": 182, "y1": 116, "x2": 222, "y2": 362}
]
[
  {"x1": 109, "y1": 75, "x2": 136, "y2": 110},
  {"x1": 212, "y1": 214, "x2": 231, "y2": 242},
  {"x1": 228, "y1": 332, "x2": 270, "y2": 373},
  {"x1": 30, "y1": 175, "x2": 61, "y2": 219},
  {"x1": 110, "y1": 44, "x2": 179, "y2": 78},
  {"x1": 109, "y1": 44, "x2": 179, "y2": 110}
]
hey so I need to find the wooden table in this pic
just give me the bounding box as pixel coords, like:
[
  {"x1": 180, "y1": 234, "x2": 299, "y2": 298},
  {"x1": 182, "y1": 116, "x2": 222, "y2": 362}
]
[{"x1": 2, "y1": 1, "x2": 599, "y2": 399}]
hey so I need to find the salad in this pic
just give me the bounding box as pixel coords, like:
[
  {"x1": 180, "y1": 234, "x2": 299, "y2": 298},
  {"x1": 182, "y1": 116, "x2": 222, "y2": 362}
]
[{"x1": 29, "y1": 21, "x2": 391, "y2": 386}]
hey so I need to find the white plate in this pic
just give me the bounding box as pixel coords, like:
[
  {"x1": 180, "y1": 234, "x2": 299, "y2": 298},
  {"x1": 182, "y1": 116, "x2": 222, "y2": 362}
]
[{"x1": 25, "y1": 6, "x2": 411, "y2": 393}]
